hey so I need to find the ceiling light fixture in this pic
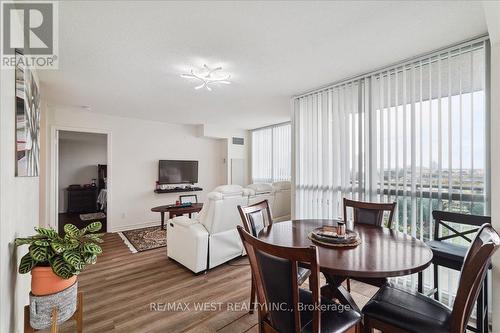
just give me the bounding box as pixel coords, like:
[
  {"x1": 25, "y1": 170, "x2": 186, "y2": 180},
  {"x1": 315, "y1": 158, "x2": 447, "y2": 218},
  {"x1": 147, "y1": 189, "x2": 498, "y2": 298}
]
[{"x1": 181, "y1": 64, "x2": 231, "y2": 91}]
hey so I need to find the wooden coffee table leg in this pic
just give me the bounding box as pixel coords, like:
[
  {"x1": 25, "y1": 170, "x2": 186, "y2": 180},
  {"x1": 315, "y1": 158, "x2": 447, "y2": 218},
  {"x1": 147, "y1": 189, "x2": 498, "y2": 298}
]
[{"x1": 161, "y1": 212, "x2": 165, "y2": 229}]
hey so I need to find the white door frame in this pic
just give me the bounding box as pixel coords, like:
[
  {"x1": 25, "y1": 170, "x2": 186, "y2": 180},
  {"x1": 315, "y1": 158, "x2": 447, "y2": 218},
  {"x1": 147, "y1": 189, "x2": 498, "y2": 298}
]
[{"x1": 50, "y1": 125, "x2": 112, "y2": 231}]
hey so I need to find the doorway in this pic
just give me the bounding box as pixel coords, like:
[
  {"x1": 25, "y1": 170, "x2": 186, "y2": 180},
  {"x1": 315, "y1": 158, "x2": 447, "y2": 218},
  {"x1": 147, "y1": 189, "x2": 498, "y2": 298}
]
[{"x1": 56, "y1": 130, "x2": 109, "y2": 233}]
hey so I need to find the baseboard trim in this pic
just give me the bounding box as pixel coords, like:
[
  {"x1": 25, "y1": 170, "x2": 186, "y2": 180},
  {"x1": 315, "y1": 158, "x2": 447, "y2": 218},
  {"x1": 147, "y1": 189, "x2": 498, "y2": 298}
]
[{"x1": 109, "y1": 221, "x2": 160, "y2": 233}]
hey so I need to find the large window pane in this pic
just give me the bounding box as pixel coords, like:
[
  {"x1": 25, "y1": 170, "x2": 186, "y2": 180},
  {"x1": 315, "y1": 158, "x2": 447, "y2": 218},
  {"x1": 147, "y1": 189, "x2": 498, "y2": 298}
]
[
  {"x1": 293, "y1": 39, "x2": 489, "y2": 309},
  {"x1": 251, "y1": 123, "x2": 291, "y2": 183}
]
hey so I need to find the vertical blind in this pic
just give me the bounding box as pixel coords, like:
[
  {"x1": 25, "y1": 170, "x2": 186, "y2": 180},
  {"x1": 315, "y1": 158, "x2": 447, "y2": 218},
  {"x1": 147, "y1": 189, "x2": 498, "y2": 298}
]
[
  {"x1": 293, "y1": 38, "x2": 489, "y2": 306},
  {"x1": 252, "y1": 123, "x2": 291, "y2": 183}
]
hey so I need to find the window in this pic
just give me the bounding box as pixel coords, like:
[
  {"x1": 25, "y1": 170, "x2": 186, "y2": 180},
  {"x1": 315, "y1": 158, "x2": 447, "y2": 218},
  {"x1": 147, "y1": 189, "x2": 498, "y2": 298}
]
[
  {"x1": 251, "y1": 123, "x2": 291, "y2": 183},
  {"x1": 293, "y1": 38, "x2": 489, "y2": 307}
]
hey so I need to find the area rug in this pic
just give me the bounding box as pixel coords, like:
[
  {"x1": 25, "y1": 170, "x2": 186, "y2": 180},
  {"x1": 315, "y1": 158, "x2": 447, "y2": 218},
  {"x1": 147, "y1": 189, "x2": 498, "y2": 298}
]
[
  {"x1": 119, "y1": 226, "x2": 166, "y2": 253},
  {"x1": 80, "y1": 212, "x2": 106, "y2": 221}
]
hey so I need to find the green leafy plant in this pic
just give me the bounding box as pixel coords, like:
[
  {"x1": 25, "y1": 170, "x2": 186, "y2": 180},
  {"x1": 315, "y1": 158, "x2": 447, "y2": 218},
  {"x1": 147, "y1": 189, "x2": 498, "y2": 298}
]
[{"x1": 15, "y1": 222, "x2": 104, "y2": 279}]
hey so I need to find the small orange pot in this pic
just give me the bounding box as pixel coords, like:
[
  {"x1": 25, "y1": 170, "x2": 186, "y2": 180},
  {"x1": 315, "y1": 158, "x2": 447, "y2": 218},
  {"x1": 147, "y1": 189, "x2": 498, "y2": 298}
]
[{"x1": 31, "y1": 267, "x2": 77, "y2": 296}]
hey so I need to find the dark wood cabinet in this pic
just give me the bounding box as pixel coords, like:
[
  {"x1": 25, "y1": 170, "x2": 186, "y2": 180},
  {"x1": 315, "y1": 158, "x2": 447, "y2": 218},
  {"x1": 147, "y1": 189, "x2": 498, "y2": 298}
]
[{"x1": 67, "y1": 187, "x2": 98, "y2": 213}]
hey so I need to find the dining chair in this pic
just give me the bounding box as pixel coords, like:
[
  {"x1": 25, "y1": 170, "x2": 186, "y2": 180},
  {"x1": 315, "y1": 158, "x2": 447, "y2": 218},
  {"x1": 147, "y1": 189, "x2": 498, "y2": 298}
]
[
  {"x1": 343, "y1": 198, "x2": 396, "y2": 292},
  {"x1": 362, "y1": 223, "x2": 500, "y2": 333},
  {"x1": 238, "y1": 200, "x2": 311, "y2": 314},
  {"x1": 236, "y1": 225, "x2": 362, "y2": 333},
  {"x1": 343, "y1": 198, "x2": 396, "y2": 229},
  {"x1": 417, "y1": 210, "x2": 491, "y2": 332}
]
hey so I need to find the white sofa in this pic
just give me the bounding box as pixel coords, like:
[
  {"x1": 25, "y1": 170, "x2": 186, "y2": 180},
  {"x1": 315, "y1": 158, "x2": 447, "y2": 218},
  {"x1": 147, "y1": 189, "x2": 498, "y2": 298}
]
[
  {"x1": 246, "y1": 181, "x2": 291, "y2": 221},
  {"x1": 269, "y1": 181, "x2": 291, "y2": 222},
  {"x1": 166, "y1": 182, "x2": 291, "y2": 273}
]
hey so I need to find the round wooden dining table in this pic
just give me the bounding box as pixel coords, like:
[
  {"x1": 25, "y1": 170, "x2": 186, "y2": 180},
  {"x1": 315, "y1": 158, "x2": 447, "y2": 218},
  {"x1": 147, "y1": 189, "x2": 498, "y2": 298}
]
[{"x1": 258, "y1": 219, "x2": 433, "y2": 310}]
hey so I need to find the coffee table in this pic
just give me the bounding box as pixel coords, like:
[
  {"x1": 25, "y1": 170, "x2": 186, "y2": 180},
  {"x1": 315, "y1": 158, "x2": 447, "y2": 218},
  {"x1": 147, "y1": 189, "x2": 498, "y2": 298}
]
[{"x1": 151, "y1": 203, "x2": 203, "y2": 229}]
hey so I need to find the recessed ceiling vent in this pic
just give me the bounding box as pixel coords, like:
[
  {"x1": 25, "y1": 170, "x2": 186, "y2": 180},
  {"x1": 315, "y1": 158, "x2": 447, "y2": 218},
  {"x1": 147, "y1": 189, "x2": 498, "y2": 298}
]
[{"x1": 232, "y1": 137, "x2": 244, "y2": 145}]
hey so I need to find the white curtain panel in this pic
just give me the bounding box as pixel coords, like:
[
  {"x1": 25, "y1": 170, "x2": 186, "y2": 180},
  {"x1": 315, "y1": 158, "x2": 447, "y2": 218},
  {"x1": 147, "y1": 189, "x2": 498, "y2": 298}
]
[
  {"x1": 292, "y1": 38, "x2": 489, "y2": 306},
  {"x1": 252, "y1": 123, "x2": 291, "y2": 183},
  {"x1": 252, "y1": 127, "x2": 273, "y2": 183},
  {"x1": 272, "y1": 123, "x2": 292, "y2": 182}
]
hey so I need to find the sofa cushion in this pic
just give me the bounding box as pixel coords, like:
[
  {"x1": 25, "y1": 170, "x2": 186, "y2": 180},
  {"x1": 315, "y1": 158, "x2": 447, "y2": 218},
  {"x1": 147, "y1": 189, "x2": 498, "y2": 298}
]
[
  {"x1": 247, "y1": 183, "x2": 274, "y2": 194},
  {"x1": 213, "y1": 184, "x2": 244, "y2": 196},
  {"x1": 207, "y1": 192, "x2": 224, "y2": 201},
  {"x1": 242, "y1": 188, "x2": 253, "y2": 196},
  {"x1": 272, "y1": 181, "x2": 291, "y2": 191}
]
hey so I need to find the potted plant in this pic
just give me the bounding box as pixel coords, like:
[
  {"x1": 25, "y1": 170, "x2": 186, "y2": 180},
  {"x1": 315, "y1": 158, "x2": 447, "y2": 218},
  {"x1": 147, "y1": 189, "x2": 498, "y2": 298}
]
[{"x1": 15, "y1": 222, "x2": 103, "y2": 296}]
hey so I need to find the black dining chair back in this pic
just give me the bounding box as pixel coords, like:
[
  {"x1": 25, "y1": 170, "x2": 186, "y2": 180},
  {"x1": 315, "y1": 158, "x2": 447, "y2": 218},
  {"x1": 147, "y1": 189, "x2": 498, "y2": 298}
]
[
  {"x1": 238, "y1": 200, "x2": 273, "y2": 237},
  {"x1": 343, "y1": 198, "x2": 396, "y2": 292},
  {"x1": 418, "y1": 210, "x2": 492, "y2": 332},
  {"x1": 237, "y1": 225, "x2": 321, "y2": 333},
  {"x1": 433, "y1": 210, "x2": 490, "y2": 243},
  {"x1": 238, "y1": 200, "x2": 311, "y2": 315},
  {"x1": 343, "y1": 198, "x2": 396, "y2": 229},
  {"x1": 450, "y1": 223, "x2": 500, "y2": 332}
]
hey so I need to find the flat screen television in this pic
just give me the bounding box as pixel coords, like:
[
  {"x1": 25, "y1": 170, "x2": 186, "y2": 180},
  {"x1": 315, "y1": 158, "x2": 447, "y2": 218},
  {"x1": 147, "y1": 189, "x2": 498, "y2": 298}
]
[{"x1": 158, "y1": 160, "x2": 198, "y2": 184}]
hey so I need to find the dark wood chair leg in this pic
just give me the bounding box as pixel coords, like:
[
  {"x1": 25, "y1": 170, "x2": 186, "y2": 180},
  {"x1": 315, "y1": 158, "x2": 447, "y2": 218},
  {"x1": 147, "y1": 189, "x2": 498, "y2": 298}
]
[
  {"x1": 433, "y1": 264, "x2": 439, "y2": 300},
  {"x1": 346, "y1": 278, "x2": 351, "y2": 293},
  {"x1": 477, "y1": 283, "x2": 484, "y2": 333},
  {"x1": 483, "y1": 274, "x2": 489, "y2": 332},
  {"x1": 249, "y1": 276, "x2": 256, "y2": 314},
  {"x1": 418, "y1": 271, "x2": 423, "y2": 293},
  {"x1": 362, "y1": 317, "x2": 373, "y2": 333}
]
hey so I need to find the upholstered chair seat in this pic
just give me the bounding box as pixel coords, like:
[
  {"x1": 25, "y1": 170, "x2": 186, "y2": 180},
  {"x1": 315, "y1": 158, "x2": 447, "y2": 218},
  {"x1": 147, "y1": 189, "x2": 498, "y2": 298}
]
[
  {"x1": 362, "y1": 224, "x2": 500, "y2": 333},
  {"x1": 362, "y1": 283, "x2": 451, "y2": 333}
]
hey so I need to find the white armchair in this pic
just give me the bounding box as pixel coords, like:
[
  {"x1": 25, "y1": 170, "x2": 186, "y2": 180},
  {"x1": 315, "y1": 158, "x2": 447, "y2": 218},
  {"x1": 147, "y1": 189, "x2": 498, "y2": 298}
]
[{"x1": 166, "y1": 185, "x2": 249, "y2": 273}]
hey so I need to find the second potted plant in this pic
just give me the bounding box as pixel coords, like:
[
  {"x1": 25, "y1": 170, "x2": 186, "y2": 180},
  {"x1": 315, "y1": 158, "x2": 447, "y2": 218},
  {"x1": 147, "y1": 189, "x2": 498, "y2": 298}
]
[{"x1": 15, "y1": 222, "x2": 104, "y2": 295}]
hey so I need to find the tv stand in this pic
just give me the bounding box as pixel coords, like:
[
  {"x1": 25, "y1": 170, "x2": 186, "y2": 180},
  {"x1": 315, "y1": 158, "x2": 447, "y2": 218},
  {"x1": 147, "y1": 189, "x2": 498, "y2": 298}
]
[{"x1": 154, "y1": 187, "x2": 203, "y2": 194}]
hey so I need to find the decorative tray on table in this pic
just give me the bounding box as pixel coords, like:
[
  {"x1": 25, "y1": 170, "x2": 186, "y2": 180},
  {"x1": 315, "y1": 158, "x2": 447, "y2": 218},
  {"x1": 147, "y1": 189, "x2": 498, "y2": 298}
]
[{"x1": 308, "y1": 226, "x2": 361, "y2": 248}]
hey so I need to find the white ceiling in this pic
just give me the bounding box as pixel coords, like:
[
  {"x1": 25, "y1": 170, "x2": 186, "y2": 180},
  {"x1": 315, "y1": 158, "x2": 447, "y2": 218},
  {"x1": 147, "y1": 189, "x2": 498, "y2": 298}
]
[{"x1": 39, "y1": 1, "x2": 487, "y2": 130}]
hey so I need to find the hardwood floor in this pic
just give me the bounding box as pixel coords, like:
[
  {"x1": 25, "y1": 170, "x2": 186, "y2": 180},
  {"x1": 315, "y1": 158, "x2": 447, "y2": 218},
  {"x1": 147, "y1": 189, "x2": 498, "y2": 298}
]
[{"x1": 49, "y1": 233, "x2": 377, "y2": 333}]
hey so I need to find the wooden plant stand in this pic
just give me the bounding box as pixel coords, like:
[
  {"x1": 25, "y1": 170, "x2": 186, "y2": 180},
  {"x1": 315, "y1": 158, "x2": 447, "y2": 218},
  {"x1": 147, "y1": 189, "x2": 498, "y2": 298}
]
[{"x1": 24, "y1": 292, "x2": 83, "y2": 333}]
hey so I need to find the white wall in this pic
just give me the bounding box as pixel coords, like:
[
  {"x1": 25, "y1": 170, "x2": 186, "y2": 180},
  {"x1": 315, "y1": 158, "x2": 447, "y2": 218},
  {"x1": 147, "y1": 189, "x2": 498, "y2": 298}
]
[
  {"x1": 0, "y1": 19, "x2": 40, "y2": 333},
  {"x1": 58, "y1": 131, "x2": 107, "y2": 212},
  {"x1": 43, "y1": 108, "x2": 227, "y2": 232},
  {"x1": 200, "y1": 124, "x2": 251, "y2": 185}
]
